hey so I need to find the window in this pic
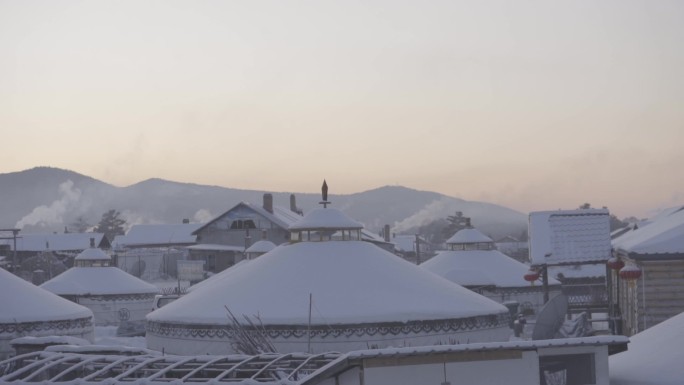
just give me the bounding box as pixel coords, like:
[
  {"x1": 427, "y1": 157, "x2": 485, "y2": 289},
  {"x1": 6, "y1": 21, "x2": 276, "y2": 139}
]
[
  {"x1": 230, "y1": 219, "x2": 256, "y2": 230},
  {"x1": 539, "y1": 353, "x2": 595, "y2": 385}
]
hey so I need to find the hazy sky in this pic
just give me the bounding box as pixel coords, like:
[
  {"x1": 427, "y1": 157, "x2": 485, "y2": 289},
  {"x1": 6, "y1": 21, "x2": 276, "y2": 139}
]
[{"x1": 1, "y1": 1, "x2": 683, "y2": 219}]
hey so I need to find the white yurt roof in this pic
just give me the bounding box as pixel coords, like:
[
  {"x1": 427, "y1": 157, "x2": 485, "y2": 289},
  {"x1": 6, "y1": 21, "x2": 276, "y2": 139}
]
[
  {"x1": 186, "y1": 258, "x2": 252, "y2": 293},
  {"x1": 446, "y1": 228, "x2": 494, "y2": 244},
  {"x1": 1, "y1": 267, "x2": 93, "y2": 324},
  {"x1": 149, "y1": 239, "x2": 507, "y2": 326},
  {"x1": 288, "y1": 207, "x2": 363, "y2": 231},
  {"x1": 422, "y1": 248, "x2": 561, "y2": 288},
  {"x1": 41, "y1": 267, "x2": 158, "y2": 296},
  {"x1": 424, "y1": 228, "x2": 561, "y2": 288},
  {"x1": 245, "y1": 239, "x2": 277, "y2": 254},
  {"x1": 74, "y1": 247, "x2": 111, "y2": 261},
  {"x1": 610, "y1": 311, "x2": 684, "y2": 385}
]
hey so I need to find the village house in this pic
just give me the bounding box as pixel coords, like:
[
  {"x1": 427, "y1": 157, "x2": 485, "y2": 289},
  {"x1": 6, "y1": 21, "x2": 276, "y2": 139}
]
[
  {"x1": 0, "y1": 232, "x2": 109, "y2": 283},
  {"x1": 111, "y1": 222, "x2": 203, "y2": 280},
  {"x1": 528, "y1": 209, "x2": 612, "y2": 322},
  {"x1": 610, "y1": 206, "x2": 684, "y2": 336},
  {"x1": 187, "y1": 193, "x2": 303, "y2": 274}
]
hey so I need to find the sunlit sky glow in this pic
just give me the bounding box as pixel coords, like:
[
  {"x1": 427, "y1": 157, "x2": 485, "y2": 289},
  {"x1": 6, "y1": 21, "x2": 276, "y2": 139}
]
[{"x1": 1, "y1": 0, "x2": 683, "y2": 218}]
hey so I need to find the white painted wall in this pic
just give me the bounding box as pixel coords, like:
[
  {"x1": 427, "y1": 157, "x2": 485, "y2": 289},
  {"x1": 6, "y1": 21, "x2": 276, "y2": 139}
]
[{"x1": 359, "y1": 352, "x2": 539, "y2": 385}]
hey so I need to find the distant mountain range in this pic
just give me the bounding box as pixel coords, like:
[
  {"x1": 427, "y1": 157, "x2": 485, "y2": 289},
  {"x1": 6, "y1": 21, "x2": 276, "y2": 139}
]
[{"x1": 0, "y1": 167, "x2": 527, "y2": 239}]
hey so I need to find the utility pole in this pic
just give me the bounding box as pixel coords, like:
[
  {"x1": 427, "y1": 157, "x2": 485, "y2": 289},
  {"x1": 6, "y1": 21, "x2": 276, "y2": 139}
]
[{"x1": 0, "y1": 229, "x2": 21, "y2": 274}]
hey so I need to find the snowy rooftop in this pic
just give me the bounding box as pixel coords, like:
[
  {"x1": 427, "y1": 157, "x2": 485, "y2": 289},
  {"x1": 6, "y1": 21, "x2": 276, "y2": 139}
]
[
  {"x1": 610, "y1": 310, "x2": 684, "y2": 385},
  {"x1": 446, "y1": 228, "x2": 494, "y2": 244},
  {"x1": 245, "y1": 239, "x2": 277, "y2": 254},
  {"x1": 529, "y1": 209, "x2": 612, "y2": 265},
  {"x1": 288, "y1": 207, "x2": 363, "y2": 231},
  {"x1": 149, "y1": 241, "x2": 507, "y2": 325},
  {"x1": 193, "y1": 202, "x2": 304, "y2": 235},
  {"x1": 74, "y1": 247, "x2": 111, "y2": 261},
  {"x1": 612, "y1": 206, "x2": 684, "y2": 257},
  {"x1": 0, "y1": 232, "x2": 107, "y2": 252},
  {"x1": 41, "y1": 266, "x2": 158, "y2": 296},
  {"x1": 113, "y1": 223, "x2": 203, "y2": 248},
  {"x1": 0, "y1": 267, "x2": 93, "y2": 324},
  {"x1": 186, "y1": 243, "x2": 246, "y2": 252},
  {"x1": 422, "y1": 248, "x2": 561, "y2": 288},
  {"x1": 391, "y1": 234, "x2": 427, "y2": 253}
]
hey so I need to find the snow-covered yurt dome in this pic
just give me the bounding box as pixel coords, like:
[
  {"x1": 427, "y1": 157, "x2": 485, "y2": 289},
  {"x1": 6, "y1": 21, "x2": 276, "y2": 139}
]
[
  {"x1": 244, "y1": 230, "x2": 277, "y2": 259},
  {"x1": 0, "y1": 267, "x2": 94, "y2": 360},
  {"x1": 421, "y1": 227, "x2": 561, "y2": 315},
  {"x1": 610, "y1": 310, "x2": 684, "y2": 385},
  {"x1": 146, "y1": 184, "x2": 511, "y2": 355},
  {"x1": 41, "y1": 244, "x2": 158, "y2": 326}
]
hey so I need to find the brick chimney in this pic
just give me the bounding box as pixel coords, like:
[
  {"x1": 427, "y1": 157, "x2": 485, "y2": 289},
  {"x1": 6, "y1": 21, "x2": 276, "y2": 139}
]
[
  {"x1": 290, "y1": 193, "x2": 303, "y2": 215},
  {"x1": 383, "y1": 224, "x2": 390, "y2": 242},
  {"x1": 263, "y1": 193, "x2": 273, "y2": 214}
]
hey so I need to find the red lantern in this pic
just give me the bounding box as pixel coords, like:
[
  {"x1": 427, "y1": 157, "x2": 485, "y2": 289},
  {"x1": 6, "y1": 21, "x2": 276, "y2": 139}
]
[
  {"x1": 524, "y1": 269, "x2": 540, "y2": 282},
  {"x1": 607, "y1": 257, "x2": 625, "y2": 271},
  {"x1": 619, "y1": 265, "x2": 642, "y2": 280}
]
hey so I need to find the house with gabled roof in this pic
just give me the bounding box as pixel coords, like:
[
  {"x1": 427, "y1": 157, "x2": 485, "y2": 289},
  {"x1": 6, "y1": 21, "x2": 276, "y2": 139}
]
[
  {"x1": 611, "y1": 206, "x2": 684, "y2": 336},
  {"x1": 189, "y1": 193, "x2": 304, "y2": 273}
]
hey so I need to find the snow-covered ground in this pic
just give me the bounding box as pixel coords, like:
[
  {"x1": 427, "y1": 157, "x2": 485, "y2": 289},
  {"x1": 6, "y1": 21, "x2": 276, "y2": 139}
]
[{"x1": 94, "y1": 326, "x2": 146, "y2": 349}]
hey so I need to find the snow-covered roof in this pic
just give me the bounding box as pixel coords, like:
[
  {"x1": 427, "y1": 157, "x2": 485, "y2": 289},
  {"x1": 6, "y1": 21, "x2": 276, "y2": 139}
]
[
  {"x1": 529, "y1": 209, "x2": 611, "y2": 265},
  {"x1": 41, "y1": 266, "x2": 158, "y2": 295},
  {"x1": 245, "y1": 239, "x2": 277, "y2": 254},
  {"x1": 0, "y1": 267, "x2": 93, "y2": 324},
  {"x1": 610, "y1": 310, "x2": 684, "y2": 385},
  {"x1": 422, "y1": 249, "x2": 561, "y2": 288},
  {"x1": 10, "y1": 335, "x2": 91, "y2": 347},
  {"x1": 186, "y1": 258, "x2": 252, "y2": 293},
  {"x1": 113, "y1": 223, "x2": 203, "y2": 248},
  {"x1": 288, "y1": 207, "x2": 363, "y2": 231},
  {"x1": 548, "y1": 264, "x2": 607, "y2": 280},
  {"x1": 612, "y1": 206, "x2": 684, "y2": 257},
  {"x1": 0, "y1": 232, "x2": 107, "y2": 252},
  {"x1": 193, "y1": 201, "x2": 304, "y2": 235},
  {"x1": 446, "y1": 228, "x2": 494, "y2": 244},
  {"x1": 185, "y1": 244, "x2": 245, "y2": 252},
  {"x1": 391, "y1": 234, "x2": 423, "y2": 252},
  {"x1": 74, "y1": 247, "x2": 111, "y2": 261},
  {"x1": 149, "y1": 241, "x2": 507, "y2": 326}
]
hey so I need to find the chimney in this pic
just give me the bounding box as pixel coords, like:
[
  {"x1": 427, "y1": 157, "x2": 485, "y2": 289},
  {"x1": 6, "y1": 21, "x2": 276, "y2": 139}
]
[
  {"x1": 182, "y1": 218, "x2": 190, "y2": 224},
  {"x1": 290, "y1": 194, "x2": 297, "y2": 213},
  {"x1": 89, "y1": 237, "x2": 95, "y2": 248},
  {"x1": 383, "y1": 224, "x2": 390, "y2": 242},
  {"x1": 263, "y1": 193, "x2": 273, "y2": 214}
]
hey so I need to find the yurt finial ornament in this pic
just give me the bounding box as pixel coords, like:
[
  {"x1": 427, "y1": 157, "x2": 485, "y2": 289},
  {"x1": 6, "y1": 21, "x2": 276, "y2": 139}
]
[
  {"x1": 320, "y1": 179, "x2": 330, "y2": 208},
  {"x1": 607, "y1": 256, "x2": 625, "y2": 271},
  {"x1": 524, "y1": 268, "x2": 541, "y2": 285},
  {"x1": 619, "y1": 264, "x2": 642, "y2": 287}
]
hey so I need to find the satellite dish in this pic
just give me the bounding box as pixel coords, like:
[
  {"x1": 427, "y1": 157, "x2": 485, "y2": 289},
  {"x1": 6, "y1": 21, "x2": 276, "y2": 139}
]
[{"x1": 532, "y1": 294, "x2": 568, "y2": 340}]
